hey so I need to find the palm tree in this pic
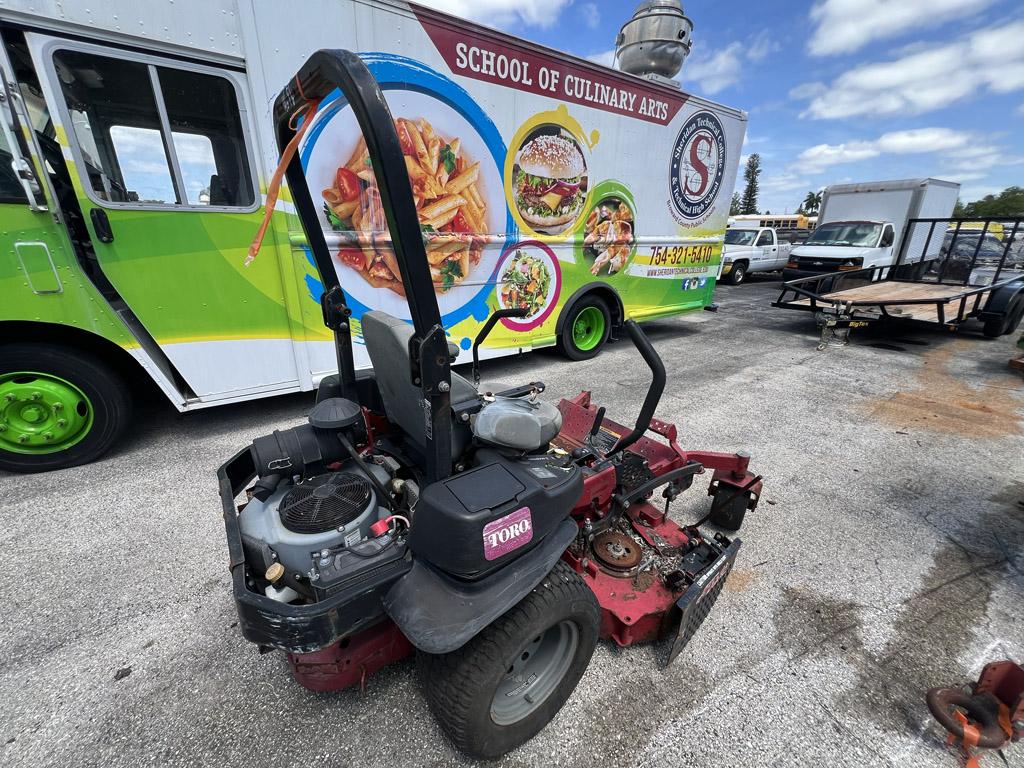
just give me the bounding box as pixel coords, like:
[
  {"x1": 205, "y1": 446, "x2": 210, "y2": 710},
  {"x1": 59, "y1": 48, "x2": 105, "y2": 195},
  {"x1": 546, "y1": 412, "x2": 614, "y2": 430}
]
[{"x1": 802, "y1": 190, "x2": 822, "y2": 215}]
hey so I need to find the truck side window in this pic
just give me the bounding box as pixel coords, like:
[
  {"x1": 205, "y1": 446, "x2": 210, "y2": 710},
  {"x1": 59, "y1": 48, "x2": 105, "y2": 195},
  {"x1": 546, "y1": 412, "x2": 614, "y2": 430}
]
[
  {"x1": 756, "y1": 230, "x2": 773, "y2": 246},
  {"x1": 52, "y1": 49, "x2": 254, "y2": 208},
  {"x1": 0, "y1": 129, "x2": 28, "y2": 203},
  {"x1": 158, "y1": 67, "x2": 254, "y2": 206}
]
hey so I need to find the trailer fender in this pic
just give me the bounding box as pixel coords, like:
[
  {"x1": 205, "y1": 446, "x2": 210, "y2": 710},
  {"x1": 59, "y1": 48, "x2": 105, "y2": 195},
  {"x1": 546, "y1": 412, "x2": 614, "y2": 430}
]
[
  {"x1": 979, "y1": 277, "x2": 1024, "y2": 320},
  {"x1": 383, "y1": 518, "x2": 578, "y2": 654}
]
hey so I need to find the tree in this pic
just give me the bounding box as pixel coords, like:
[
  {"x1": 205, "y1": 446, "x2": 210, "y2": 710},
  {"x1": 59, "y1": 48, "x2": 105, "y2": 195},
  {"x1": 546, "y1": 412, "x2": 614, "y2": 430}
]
[
  {"x1": 730, "y1": 192, "x2": 742, "y2": 216},
  {"x1": 959, "y1": 186, "x2": 1024, "y2": 218},
  {"x1": 740, "y1": 153, "x2": 761, "y2": 215},
  {"x1": 802, "y1": 190, "x2": 822, "y2": 215}
]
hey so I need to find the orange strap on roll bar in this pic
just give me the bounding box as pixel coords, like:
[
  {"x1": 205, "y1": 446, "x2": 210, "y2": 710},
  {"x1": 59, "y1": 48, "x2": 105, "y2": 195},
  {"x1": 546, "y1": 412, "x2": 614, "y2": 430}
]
[{"x1": 245, "y1": 95, "x2": 320, "y2": 266}]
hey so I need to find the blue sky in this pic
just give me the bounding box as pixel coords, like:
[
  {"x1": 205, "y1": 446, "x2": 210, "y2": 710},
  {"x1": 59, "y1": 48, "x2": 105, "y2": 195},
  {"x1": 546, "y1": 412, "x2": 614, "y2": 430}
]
[{"x1": 422, "y1": 0, "x2": 1024, "y2": 213}]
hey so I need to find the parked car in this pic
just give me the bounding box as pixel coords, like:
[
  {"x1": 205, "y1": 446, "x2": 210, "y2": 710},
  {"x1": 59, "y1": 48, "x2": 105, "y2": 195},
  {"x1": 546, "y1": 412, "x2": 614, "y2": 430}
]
[{"x1": 932, "y1": 230, "x2": 1020, "y2": 283}]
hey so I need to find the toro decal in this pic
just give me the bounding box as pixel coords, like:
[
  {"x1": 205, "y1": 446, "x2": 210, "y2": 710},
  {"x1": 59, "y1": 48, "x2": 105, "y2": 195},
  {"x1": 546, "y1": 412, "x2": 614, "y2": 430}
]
[
  {"x1": 483, "y1": 507, "x2": 533, "y2": 560},
  {"x1": 669, "y1": 110, "x2": 726, "y2": 225}
]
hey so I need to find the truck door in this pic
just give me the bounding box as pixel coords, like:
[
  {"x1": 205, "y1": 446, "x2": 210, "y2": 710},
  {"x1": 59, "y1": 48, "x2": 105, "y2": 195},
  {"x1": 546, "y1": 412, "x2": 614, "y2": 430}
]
[
  {"x1": 755, "y1": 228, "x2": 775, "y2": 266},
  {"x1": 27, "y1": 36, "x2": 298, "y2": 400}
]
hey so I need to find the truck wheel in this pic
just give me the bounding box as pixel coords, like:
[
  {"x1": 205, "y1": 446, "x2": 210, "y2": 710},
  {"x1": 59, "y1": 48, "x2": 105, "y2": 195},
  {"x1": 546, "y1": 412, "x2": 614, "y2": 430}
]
[
  {"x1": 557, "y1": 295, "x2": 611, "y2": 360},
  {"x1": 725, "y1": 261, "x2": 747, "y2": 285},
  {"x1": 0, "y1": 343, "x2": 131, "y2": 473},
  {"x1": 418, "y1": 561, "x2": 599, "y2": 759}
]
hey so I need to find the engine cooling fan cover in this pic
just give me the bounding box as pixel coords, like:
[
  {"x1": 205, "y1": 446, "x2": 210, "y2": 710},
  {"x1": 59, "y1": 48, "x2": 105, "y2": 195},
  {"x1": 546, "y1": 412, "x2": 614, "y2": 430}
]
[{"x1": 278, "y1": 473, "x2": 373, "y2": 534}]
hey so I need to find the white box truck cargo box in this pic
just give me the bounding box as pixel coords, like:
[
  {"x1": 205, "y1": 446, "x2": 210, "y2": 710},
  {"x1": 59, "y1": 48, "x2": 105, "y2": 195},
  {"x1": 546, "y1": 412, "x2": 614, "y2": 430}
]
[{"x1": 819, "y1": 178, "x2": 959, "y2": 262}]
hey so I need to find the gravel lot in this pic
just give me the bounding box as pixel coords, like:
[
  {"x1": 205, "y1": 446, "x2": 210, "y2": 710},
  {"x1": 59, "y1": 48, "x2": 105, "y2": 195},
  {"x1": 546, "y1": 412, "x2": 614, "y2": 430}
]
[{"x1": 2, "y1": 277, "x2": 1022, "y2": 768}]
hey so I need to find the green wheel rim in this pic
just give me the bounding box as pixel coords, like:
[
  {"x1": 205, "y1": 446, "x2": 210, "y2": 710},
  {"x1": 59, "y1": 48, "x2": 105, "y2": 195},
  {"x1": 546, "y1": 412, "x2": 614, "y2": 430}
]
[
  {"x1": 0, "y1": 371, "x2": 93, "y2": 455},
  {"x1": 572, "y1": 306, "x2": 605, "y2": 352}
]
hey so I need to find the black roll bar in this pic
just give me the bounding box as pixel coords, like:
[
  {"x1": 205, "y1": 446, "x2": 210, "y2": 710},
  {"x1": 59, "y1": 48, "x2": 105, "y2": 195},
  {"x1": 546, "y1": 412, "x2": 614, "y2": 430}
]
[
  {"x1": 610, "y1": 320, "x2": 666, "y2": 456},
  {"x1": 271, "y1": 50, "x2": 453, "y2": 482}
]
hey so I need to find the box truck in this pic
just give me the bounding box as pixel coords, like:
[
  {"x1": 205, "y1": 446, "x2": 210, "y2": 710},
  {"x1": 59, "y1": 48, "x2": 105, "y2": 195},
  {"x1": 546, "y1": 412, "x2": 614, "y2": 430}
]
[
  {"x1": 783, "y1": 178, "x2": 959, "y2": 280},
  {"x1": 0, "y1": 0, "x2": 747, "y2": 471}
]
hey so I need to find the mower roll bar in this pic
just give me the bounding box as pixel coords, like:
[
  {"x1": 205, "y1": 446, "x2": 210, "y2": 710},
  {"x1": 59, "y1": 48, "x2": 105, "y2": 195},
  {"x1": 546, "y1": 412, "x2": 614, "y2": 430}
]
[
  {"x1": 272, "y1": 50, "x2": 453, "y2": 483},
  {"x1": 610, "y1": 319, "x2": 666, "y2": 456},
  {"x1": 471, "y1": 308, "x2": 528, "y2": 385}
]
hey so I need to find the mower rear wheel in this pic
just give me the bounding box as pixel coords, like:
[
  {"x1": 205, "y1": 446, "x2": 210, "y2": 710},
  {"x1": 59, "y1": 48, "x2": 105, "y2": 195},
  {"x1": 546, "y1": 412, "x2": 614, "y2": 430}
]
[{"x1": 418, "y1": 561, "x2": 599, "y2": 759}]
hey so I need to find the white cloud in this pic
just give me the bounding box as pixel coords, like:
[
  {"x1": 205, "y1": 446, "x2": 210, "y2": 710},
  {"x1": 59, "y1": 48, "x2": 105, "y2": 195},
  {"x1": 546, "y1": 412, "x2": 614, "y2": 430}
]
[
  {"x1": 747, "y1": 30, "x2": 781, "y2": 62},
  {"x1": 580, "y1": 2, "x2": 600, "y2": 29},
  {"x1": 414, "y1": 0, "x2": 572, "y2": 28},
  {"x1": 807, "y1": 0, "x2": 998, "y2": 56},
  {"x1": 795, "y1": 21, "x2": 1024, "y2": 119},
  {"x1": 586, "y1": 49, "x2": 616, "y2": 68},
  {"x1": 685, "y1": 42, "x2": 744, "y2": 94},
  {"x1": 796, "y1": 127, "x2": 973, "y2": 172},
  {"x1": 960, "y1": 184, "x2": 1003, "y2": 202},
  {"x1": 761, "y1": 173, "x2": 813, "y2": 193},
  {"x1": 788, "y1": 82, "x2": 826, "y2": 100}
]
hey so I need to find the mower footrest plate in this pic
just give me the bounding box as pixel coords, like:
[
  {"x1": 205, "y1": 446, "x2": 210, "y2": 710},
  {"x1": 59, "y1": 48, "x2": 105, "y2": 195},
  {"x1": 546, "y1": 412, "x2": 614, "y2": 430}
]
[{"x1": 667, "y1": 538, "x2": 741, "y2": 665}]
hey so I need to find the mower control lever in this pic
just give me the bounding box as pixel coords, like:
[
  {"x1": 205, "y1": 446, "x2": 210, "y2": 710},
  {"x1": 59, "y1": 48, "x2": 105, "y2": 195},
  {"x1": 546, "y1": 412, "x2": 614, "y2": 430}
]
[
  {"x1": 471, "y1": 308, "x2": 529, "y2": 385},
  {"x1": 609, "y1": 320, "x2": 666, "y2": 455}
]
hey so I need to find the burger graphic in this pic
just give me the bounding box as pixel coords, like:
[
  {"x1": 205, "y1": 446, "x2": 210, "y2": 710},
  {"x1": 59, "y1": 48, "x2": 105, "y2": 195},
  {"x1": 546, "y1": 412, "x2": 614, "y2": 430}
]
[{"x1": 513, "y1": 133, "x2": 587, "y2": 232}]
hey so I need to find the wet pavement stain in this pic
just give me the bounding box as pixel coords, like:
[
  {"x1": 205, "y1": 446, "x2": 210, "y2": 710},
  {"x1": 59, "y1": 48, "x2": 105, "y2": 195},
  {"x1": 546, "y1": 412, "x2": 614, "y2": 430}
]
[
  {"x1": 840, "y1": 543, "x2": 1006, "y2": 737},
  {"x1": 866, "y1": 342, "x2": 1024, "y2": 438},
  {"x1": 773, "y1": 586, "x2": 867, "y2": 663},
  {"x1": 560, "y1": 657, "x2": 713, "y2": 768}
]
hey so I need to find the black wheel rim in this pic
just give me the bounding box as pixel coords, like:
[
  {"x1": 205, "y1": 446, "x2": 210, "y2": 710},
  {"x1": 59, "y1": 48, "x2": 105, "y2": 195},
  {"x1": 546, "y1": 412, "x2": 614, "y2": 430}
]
[{"x1": 490, "y1": 620, "x2": 579, "y2": 726}]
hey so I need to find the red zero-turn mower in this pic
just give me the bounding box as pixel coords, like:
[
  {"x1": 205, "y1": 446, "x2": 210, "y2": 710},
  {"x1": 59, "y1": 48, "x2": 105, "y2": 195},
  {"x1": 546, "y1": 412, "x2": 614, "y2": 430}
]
[{"x1": 218, "y1": 50, "x2": 762, "y2": 759}]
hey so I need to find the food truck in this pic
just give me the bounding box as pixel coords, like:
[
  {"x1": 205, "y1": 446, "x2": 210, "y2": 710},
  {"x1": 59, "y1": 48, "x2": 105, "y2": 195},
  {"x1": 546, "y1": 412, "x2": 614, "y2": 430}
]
[{"x1": 0, "y1": 0, "x2": 746, "y2": 470}]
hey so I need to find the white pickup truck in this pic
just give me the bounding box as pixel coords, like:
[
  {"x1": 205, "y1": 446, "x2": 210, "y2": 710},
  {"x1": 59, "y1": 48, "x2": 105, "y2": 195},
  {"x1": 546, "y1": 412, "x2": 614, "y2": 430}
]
[{"x1": 721, "y1": 226, "x2": 793, "y2": 284}]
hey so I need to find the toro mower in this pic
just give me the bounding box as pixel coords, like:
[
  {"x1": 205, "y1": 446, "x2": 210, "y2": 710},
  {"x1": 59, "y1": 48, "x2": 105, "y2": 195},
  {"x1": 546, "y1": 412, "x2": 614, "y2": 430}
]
[{"x1": 219, "y1": 50, "x2": 762, "y2": 759}]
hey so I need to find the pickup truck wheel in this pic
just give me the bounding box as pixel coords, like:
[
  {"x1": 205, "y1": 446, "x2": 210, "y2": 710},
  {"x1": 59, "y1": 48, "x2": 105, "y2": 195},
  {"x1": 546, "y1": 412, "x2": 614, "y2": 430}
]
[
  {"x1": 0, "y1": 343, "x2": 131, "y2": 473},
  {"x1": 725, "y1": 261, "x2": 747, "y2": 285},
  {"x1": 558, "y1": 295, "x2": 611, "y2": 361},
  {"x1": 418, "y1": 562, "x2": 599, "y2": 759}
]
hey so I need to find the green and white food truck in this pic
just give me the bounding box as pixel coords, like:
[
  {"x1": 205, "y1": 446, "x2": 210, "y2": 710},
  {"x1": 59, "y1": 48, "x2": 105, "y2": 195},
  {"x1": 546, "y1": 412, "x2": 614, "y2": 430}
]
[{"x1": 0, "y1": 0, "x2": 746, "y2": 471}]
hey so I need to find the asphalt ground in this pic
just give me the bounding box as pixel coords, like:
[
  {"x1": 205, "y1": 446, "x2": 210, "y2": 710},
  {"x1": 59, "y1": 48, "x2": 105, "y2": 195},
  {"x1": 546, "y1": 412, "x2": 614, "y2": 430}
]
[{"x1": 2, "y1": 276, "x2": 1022, "y2": 768}]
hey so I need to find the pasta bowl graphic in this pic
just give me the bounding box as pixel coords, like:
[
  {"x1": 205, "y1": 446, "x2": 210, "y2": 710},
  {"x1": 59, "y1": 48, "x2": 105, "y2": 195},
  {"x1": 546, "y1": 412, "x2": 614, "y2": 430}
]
[{"x1": 303, "y1": 88, "x2": 506, "y2": 322}]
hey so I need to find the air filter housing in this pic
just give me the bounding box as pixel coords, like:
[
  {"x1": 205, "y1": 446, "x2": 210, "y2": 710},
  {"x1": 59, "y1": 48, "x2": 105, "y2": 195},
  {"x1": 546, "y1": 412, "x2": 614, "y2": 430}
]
[{"x1": 238, "y1": 462, "x2": 386, "y2": 576}]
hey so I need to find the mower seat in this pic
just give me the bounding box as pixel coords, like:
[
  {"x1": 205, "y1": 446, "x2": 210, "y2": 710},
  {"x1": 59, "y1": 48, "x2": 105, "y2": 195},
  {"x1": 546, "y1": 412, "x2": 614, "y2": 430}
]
[
  {"x1": 362, "y1": 311, "x2": 478, "y2": 453},
  {"x1": 361, "y1": 311, "x2": 561, "y2": 454}
]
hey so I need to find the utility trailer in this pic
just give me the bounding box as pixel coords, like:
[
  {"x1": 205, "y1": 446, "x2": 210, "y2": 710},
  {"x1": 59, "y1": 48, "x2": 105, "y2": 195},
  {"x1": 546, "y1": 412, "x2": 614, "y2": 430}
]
[{"x1": 773, "y1": 217, "x2": 1024, "y2": 348}]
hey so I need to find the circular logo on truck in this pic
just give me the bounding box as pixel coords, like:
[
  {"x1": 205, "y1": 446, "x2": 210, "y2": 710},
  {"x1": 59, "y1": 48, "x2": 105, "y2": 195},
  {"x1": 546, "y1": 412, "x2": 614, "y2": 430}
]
[{"x1": 669, "y1": 111, "x2": 726, "y2": 223}]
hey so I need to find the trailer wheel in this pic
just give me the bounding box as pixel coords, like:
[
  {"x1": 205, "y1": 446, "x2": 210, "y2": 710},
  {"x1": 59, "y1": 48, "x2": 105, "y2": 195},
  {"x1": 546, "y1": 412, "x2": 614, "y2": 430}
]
[
  {"x1": 983, "y1": 298, "x2": 1024, "y2": 338},
  {"x1": 418, "y1": 561, "x2": 599, "y2": 759},
  {"x1": 725, "y1": 260, "x2": 747, "y2": 285},
  {"x1": 557, "y1": 295, "x2": 611, "y2": 360},
  {"x1": 0, "y1": 343, "x2": 131, "y2": 473}
]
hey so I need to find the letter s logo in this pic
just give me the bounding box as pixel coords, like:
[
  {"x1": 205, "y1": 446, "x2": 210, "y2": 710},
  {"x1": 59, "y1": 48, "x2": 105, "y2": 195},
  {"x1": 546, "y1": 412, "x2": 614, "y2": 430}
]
[{"x1": 685, "y1": 133, "x2": 713, "y2": 197}]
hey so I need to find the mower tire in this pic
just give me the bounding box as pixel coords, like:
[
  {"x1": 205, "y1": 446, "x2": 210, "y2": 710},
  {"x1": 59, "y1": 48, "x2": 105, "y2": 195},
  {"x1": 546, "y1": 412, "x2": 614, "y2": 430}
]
[
  {"x1": 418, "y1": 561, "x2": 599, "y2": 759},
  {"x1": 0, "y1": 343, "x2": 131, "y2": 473},
  {"x1": 557, "y1": 294, "x2": 611, "y2": 361}
]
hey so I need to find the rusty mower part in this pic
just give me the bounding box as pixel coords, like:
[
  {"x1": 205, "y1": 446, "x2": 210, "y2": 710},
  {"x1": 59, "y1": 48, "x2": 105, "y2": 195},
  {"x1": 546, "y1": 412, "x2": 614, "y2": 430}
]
[{"x1": 592, "y1": 531, "x2": 642, "y2": 573}]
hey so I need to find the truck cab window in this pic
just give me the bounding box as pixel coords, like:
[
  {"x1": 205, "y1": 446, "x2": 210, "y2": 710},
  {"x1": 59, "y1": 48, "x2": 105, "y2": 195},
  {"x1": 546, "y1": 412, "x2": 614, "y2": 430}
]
[
  {"x1": 756, "y1": 230, "x2": 773, "y2": 246},
  {"x1": 52, "y1": 49, "x2": 253, "y2": 208}
]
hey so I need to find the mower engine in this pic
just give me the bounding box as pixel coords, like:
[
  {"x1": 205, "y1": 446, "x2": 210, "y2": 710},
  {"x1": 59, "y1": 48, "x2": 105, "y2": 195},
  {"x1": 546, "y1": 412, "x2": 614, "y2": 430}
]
[{"x1": 233, "y1": 395, "x2": 411, "y2": 610}]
